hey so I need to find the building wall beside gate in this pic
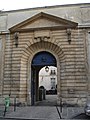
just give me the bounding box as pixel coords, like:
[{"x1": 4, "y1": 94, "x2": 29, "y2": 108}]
[
  {"x1": 0, "y1": 3, "x2": 90, "y2": 106},
  {"x1": 2, "y1": 28, "x2": 87, "y2": 106}
]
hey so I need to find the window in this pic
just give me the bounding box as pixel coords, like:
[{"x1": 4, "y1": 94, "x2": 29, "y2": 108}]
[
  {"x1": 50, "y1": 70, "x2": 56, "y2": 75},
  {"x1": 51, "y1": 78, "x2": 56, "y2": 90}
]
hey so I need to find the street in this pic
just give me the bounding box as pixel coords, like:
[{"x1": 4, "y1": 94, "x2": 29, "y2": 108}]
[
  {"x1": 0, "y1": 106, "x2": 90, "y2": 120},
  {"x1": 0, "y1": 114, "x2": 90, "y2": 120},
  {"x1": 0, "y1": 96, "x2": 90, "y2": 120}
]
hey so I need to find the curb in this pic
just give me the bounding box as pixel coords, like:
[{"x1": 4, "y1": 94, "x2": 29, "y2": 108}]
[{"x1": 0, "y1": 117, "x2": 45, "y2": 120}]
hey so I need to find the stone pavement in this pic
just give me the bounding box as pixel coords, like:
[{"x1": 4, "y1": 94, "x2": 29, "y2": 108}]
[
  {"x1": 0, "y1": 106, "x2": 60, "y2": 120},
  {"x1": 59, "y1": 106, "x2": 84, "y2": 119},
  {"x1": 0, "y1": 105, "x2": 84, "y2": 120}
]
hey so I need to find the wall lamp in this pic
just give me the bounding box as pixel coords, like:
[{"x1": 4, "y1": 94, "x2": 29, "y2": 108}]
[
  {"x1": 66, "y1": 28, "x2": 71, "y2": 44},
  {"x1": 45, "y1": 66, "x2": 49, "y2": 72},
  {"x1": 14, "y1": 32, "x2": 19, "y2": 47}
]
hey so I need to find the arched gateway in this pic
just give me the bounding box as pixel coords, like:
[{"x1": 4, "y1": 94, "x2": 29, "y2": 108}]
[
  {"x1": 31, "y1": 51, "x2": 57, "y2": 105},
  {"x1": 21, "y1": 41, "x2": 65, "y2": 105},
  {"x1": 3, "y1": 12, "x2": 87, "y2": 106}
]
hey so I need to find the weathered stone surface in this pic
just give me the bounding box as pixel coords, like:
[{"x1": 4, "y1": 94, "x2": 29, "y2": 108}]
[{"x1": 0, "y1": 4, "x2": 90, "y2": 105}]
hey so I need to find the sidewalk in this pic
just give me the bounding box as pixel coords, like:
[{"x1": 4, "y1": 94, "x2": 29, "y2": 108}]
[
  {"x1": 0, "y1": 106, "x2": 84, "y2": 120},
  {"x1": 1, "y1": 106, "x2": 60, "y2": 120},
  {"x1": 60, "y1": 106, "x2": 84, "y2": 119}
]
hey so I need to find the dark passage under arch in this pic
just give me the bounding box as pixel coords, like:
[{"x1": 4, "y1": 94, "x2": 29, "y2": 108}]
[
  {"x1": 32, "y1": 51, "x2": 57, "y2": 67},
  {"x1": 31, "y1": 51, "x2": 57, "y2": 105}
]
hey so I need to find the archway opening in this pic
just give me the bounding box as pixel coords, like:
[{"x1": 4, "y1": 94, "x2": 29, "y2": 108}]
[
  {"x1": 39, "y1": 66, "x2": 57, "y2": 106},
  {"x1": 31, "y1": 51, "x2": 57, "y2": 106}
]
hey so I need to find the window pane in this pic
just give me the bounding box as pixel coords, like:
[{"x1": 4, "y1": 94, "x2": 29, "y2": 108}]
[{"x1": 51, "y1": 78, "x2": 55, "y2": 89}]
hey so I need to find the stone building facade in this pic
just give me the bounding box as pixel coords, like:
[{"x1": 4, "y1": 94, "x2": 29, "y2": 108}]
[{"x1": 0, "y1": 3, "x2": 90, "y2": 106}]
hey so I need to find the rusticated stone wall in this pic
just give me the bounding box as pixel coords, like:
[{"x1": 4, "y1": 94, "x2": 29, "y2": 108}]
[
  {"x1": 0, "y1": 37, "x2": 3, "y2": 95},
  {"x1": 2, "y1": 29, "x2": 87, "y2": 105},
  {"x1": 0, "y1": 35, "x2": 5, "y2": 96}
]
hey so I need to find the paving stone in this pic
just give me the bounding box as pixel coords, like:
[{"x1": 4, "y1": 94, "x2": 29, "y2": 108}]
[{"x1": 0, "y1": 106, "x2": 84, "y2": 120}]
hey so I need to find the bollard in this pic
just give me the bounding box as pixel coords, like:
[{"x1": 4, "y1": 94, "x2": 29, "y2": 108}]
[
  {"x1": 43, "y1": 89, "x2": 45, "y2": 100},
  {"x1": 14, "y1": 97, "x2": 16, "y2": 111},
  {"x1": 60, "y1": 98, "x2": 62, "y2": 113}
]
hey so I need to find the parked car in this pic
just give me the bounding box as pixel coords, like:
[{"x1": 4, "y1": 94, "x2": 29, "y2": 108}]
[{"x1": 85, "y1": 102, "x2": 90, "y2": 116}]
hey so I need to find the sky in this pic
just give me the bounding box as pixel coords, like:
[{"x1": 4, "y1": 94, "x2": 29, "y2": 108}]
[{"x1": 0, "y1": 0, "x2": 90, "y2": 11}]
